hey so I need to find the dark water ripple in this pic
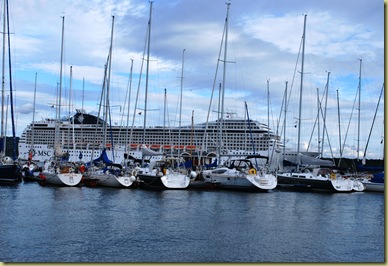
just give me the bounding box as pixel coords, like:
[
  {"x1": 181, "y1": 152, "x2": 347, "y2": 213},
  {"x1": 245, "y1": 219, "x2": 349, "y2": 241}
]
[{"x1": 0, "y1": 182, "x2": 384, "y2": 262}]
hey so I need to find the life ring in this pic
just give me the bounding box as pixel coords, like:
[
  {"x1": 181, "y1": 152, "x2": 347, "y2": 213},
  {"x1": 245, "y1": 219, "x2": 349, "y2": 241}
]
[
  {"x1": 249, "y1": 168, "x2": 257, "y2": 175},
  {"x1": 330, "y1": 173, "x2": 336, "y2": 179}
]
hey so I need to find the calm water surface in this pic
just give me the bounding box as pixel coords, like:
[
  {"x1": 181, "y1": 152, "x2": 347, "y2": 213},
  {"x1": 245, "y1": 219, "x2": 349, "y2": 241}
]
[{"x1": 0, "y1": 182, "x2": 384, "y2": 262}]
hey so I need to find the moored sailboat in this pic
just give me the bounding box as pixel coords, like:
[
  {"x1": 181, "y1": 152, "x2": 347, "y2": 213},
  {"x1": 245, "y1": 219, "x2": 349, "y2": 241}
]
[
  {"x1": 133, "y1": 2, "x2": 191, "y2": 190},
  {"x1": 276, "y1": 15, "x2": 364, "y2": 193},
  {"x1": 196, "y1": 3, "x2": 277, "y2": 192},
  {"x1": 39, "y1": 16, "x2": 82, "y2": 187},
  {"x1": 87, "y1": 15, "x2": 137, "y2": 189},
  {"x1": 0, "y1": 0, "x2": 22, "y2": 184}
]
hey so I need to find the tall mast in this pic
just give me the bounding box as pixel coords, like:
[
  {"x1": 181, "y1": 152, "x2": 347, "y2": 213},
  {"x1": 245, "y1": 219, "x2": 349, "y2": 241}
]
[
  {"x1": 143, "y1": 1, "x2": 153, "y2": 144},
  {"x1": 125, "y1": 58, "x2": 134, "y2": 154},
  {"x1": 31, "y1": 73, "x2": 37, "y2": 154},
  {"x1": 67, "y1": 65, "x2": 72, "y2": 152},
  {"x1": 178, "y1": 48, "x2": 185, "y2": 156},
  {"x1": 296, "y1": 14, "x2": 307, "y2": 172},
  {"x1": 362, "y1": 83, "x2": 384, "y2": 163},
  {"x1": 1, "y1": 0, "x2": 5, "y2": 149},
  {"x1": 104, "y1": 15, "x2": 114, "y2": 157},
  {"x1": 357, "y1": 59, "x2": 362, "y2": 161},
  {"x1": 4, "y1": 0, "x2": 15, "y2": 158},
  {"x1": 267, "y1": 79, "x2": 270, "y2": 158},
  {"x1": 218, "y1": 2, "x2": 230, "y2": 163},
  {"x1": 283, "y1": 81, "x2": 288, "y2": 161},
  {"x1": 316, "y1": 88, "x2": 320, "y2": 154},
  {"x1": 321, "y1": 71, "x2": 330, "y2": 156},
  {"x1": 54, "y1": 16, "x2": 65, "y2": 149},
  {"x1": 336, "y1": 89, "x2": 342, "y2": 160},
  {"x1": 163, "y1": 88, "x2": 166, "y2": 130}
]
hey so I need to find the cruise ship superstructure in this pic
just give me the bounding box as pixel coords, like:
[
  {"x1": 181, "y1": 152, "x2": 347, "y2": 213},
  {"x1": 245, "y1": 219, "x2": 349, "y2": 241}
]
[{"x1": 19, "y1": 109, "x2": 282, "y2": 167}]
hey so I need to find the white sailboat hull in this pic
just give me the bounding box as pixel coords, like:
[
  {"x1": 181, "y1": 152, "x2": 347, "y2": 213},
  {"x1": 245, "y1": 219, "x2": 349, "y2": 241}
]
[
  {"x1": 160, "y1": 173, "x2": 190, "y2": 189},
  {"x1": 246, "y1": 173, "x2": 277, "y2": 190},
  {"x1": 43, "y1": 172, "x2": 83, "y2": 186},
  {"x1": 96, "y1": 173, "x2": 136, "y2": 188},
  {"x1": 202, "y1": 167, "x2": 274, "y2": 191}
]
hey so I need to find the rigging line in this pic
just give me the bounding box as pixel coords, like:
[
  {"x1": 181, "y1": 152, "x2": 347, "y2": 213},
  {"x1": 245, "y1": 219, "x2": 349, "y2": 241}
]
[
  {"x1": 199, "y1": 4, "x2": 228, "y2": 162},
  {"x1": 362, "y1": 83, "x2": 384, "y2": 160},
  {"x1": 129, "y1": 13, "x2": 149, "y2": 145},
  {"x1": 338, "y1": 82, "x2": 359, "y2": 167}
]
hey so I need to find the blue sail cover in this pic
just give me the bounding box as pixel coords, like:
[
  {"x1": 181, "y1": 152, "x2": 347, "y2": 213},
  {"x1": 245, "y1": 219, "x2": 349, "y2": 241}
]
[
  {"x1": 92, "y1": 149, "x2": 113, "y2": 165},
  {"x1": 180, "y1": 160, "x2": 192, "y2": 169},
  {"x1": 371, "y1": 172, "x2": 384, "y2": 183},
  {"x1": 357, "y1": 163, "x2": 384, "y2": 172},
  {"x1": 205, "y1": 159, "x2": 217, "y2": 169}
]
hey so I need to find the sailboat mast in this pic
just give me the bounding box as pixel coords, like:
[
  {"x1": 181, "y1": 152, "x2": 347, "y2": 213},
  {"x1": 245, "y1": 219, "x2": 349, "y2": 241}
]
[
  {"x1": 316, "y1": 88, "x2": 320, "y2": 154},
  {"x1": 1, "y1": 0, "x2": 5, "y2": 146},
  {"x1": 218, "y1": 2, "x2": 230, "y2": 163},
  {"x1": 362, "y1": 83, "x2": 384, "y2": 161},
  {"x1": 283, "y1": 81, "x2": 288, "y2": 160},
  {"x1": 104, "y1": 15, "x2": 114, "y2": 149},
  {"x1": 5, "y1": 0, "x2": 16, "y2": 159},
  {"x1": 30, "y1": 73, "x2": 37, "y2": 154},
  {"x1": 54, "y1": 16, "x2": 65, "y2": 149},
  {"x1": 296, "y1": 14, "x2": 307, "y2": 171},
  {"x1": 221, "y1": 2, "x2": 230, "y2": 122},
  {"x1": 336, "y1": 89, "x2": 342, "y2": 159},
  {"x1": 143, "y1": 1, "x2": 153, "y2": 144},
  {"x1": 163, "y1": 88, "x2": 166, "y2": 130},
  {"x1": 267, "y1": 79, "x2": 270, "y2": 158},
  {"x1": 178, "y1": 48, "x2": 185, "y2": 156},
  {"x1": 125, "y1": 58, "x2": 134, "y2": 154},
  {"x1": 320, "y1": 71, "x2": 330, "y2": 156},
  {"x1": 67, "y1": 65, "x2": 72, "y2": 151},
  {"x1": 357, "y1": 59, "x2": 362, "y2": 161}
]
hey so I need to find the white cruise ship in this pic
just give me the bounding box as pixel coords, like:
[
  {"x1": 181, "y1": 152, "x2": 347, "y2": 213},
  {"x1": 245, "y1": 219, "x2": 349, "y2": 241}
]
[{"x1": 18, "y1": 109, "x2": 282, "y2": 167}]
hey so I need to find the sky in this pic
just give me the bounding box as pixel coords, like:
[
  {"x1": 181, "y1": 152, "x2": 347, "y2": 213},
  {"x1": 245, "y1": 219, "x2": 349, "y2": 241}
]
[{"x1": 1, "y1": 0, "x2": 384, "y2": 159}]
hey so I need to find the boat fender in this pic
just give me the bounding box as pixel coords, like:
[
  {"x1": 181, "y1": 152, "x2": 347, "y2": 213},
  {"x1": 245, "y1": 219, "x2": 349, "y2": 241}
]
[
  {"x1": 190, "y1": 171, "x2": 197, "y2": 179},
  {"x1": 132, "y1": 169, "x2": 137, "y2": 177},
  {"x1": 162, "y1": 168, "x2": 167, "y2": 175},
  {"x1": 249, "y1": 168, "x2": 257, "y2": 175},
  {"x1": 79, "y1": 165, "x2": 86, "y2": 173},
  {"x1": 330, "y1": 173, "x2": 336, "y2": 179}
]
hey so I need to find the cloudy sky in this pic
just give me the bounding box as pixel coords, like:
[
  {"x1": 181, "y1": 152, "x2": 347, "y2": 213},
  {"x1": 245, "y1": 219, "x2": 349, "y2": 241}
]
[{"x1": 3, "y1": 0, "x2": 384, "y2": 159}]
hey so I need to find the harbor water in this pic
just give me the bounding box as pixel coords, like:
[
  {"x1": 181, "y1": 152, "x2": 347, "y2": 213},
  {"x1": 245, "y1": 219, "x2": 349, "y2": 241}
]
[{"x1": 0, "y1": 181, "x2": 384, "y2": 262}]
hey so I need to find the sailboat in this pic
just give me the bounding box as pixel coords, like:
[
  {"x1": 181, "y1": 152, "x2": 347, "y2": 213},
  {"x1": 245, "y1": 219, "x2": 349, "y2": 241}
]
[
  {"x1": 134, "y1": 2, "x2": 190, "y2": 190},
  {"x1": 39, "y1": 16, "x2": 83, "y2": 187},
  {"x1": 21, "y1": 73, "x2": 43, "y2": 182},
  {"x1": 276, "y1": 15, "x2": 364, "y2": 193},
  {"x1": 359, "y1": 82, "x2": 384, "y2": 192},
  {"x1": 198, "y1": 3, "x2": 277, "y2": 192},
  {"x1": 0, "y1": 0, "x2": 22, "y2": 184},
  {"x1": 87, "y1": 16, "x2": 137, "y2": 188}
]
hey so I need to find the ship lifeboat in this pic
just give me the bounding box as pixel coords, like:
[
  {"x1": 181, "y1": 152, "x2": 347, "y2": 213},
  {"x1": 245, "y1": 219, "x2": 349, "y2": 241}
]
[
  {"x1": 130, "y1": 144, "x2": 139, "y2": 149},
  {"x1": 106, "y1": 143, "x2": 112, "y2": 148},
  {"x1": 150, "y1": 144, "x2": 161, "y2": 150},
  {"x1": 163, "y1": 145, "x2": 172, "y2": 149},
  {"x1": 185, "y1": 145, "x2": 196, "y2": 150},
  {"x1": 173, "y1": 145, "x2": 184, "y2": 150}
]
